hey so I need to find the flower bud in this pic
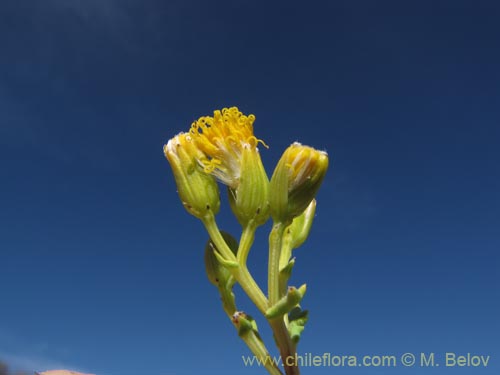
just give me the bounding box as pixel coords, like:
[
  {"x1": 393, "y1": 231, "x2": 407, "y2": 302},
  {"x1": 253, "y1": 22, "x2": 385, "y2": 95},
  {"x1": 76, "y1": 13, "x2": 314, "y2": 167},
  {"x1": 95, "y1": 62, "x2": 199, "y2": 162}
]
[
  {"x1": 164, "y1": 133, "x2": 220, "y2": 219},
  {"x1": 269, "y1": 143, "x2": 328, "y2": 222}
]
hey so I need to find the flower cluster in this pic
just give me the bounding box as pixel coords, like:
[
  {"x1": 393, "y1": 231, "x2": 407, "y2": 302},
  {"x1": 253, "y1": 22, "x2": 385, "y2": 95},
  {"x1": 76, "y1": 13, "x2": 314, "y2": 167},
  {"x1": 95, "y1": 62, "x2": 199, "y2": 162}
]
[
  {"x1": 164, "y1": 107, "x2": 329, "y2": 375},
  {"x1": 165, "y1": 107, "x2": 328, "y2": 224}
]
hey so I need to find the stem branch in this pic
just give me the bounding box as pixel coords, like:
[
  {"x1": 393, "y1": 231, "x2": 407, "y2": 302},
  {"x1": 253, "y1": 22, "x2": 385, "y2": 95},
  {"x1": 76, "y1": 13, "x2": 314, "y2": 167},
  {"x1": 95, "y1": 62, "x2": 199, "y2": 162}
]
[{"x1": 202, "y1": 214, "x2": 268, "y2": 314}]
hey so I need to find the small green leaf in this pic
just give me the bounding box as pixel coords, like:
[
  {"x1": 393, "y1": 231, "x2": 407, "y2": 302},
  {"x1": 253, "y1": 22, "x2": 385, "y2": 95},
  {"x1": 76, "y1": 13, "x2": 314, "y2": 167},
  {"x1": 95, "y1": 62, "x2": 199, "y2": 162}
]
[
  {"x1": 204, "y1": 232, "x2": 239, "y2": 315},
  {"x1": 265, "y1": 284, "x2": 307, "y2": 319},
  {"x1": 288, "y1": 307, "x2": 309, "y2": 344}
]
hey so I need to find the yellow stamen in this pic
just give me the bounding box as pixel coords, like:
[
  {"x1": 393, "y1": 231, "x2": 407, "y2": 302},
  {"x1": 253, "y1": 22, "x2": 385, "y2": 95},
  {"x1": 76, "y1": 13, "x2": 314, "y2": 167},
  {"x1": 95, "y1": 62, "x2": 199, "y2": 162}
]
[{"x1": 189, "y1": 107, "x2": 267, "y2": 188}]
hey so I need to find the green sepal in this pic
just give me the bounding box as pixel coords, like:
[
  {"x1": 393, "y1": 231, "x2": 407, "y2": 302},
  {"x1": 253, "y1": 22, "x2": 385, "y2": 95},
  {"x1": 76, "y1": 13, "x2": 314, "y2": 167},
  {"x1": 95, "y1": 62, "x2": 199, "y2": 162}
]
[
  {"x1": 265, "y1": 284, "x2": 307, "y2": 319},
  {"x1": 288, "y1": 307, "x2": 309, "y2": 344}
]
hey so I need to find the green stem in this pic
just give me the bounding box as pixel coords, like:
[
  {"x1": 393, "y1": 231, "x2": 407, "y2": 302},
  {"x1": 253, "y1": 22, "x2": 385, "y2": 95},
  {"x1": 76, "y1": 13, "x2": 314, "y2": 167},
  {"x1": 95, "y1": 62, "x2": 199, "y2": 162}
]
[
  {"x1": 279, "y1": 228, "x2": 293, "y2": 271},
  {"x1": 268, "y1": 221, "x2": 300, "y2": 375},
  {"x1": 269, "y1": 319, "x2": 299, "y2": 375},
  {"x1": 202, "y1": 213, "x2": 268, "y2": 314},
  {"x1": 237, "y1": 220, "x2": 257, "y2": 265},
  {"x1": 240, "y1": 327, "x2": 284, "y2": 375},
  {"x1": 269, "y1": 222, "x2": 288, "y2": 304},
  {"x1": 218, "y1": 288, "x2": 282, "y2": 375},
  {"x1": 204, "y1": 214, "x2": 299, "y2": 375},
  {"x1": 279, "y1": 227, "x2": 294, "y2": 298},
  {"x1": 218, "y1": 284, "x2": 283, "y2": 375}
]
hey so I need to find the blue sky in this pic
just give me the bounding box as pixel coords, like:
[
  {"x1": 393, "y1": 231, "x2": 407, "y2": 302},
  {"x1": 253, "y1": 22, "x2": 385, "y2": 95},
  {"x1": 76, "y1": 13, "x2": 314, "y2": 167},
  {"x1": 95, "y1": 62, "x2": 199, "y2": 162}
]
[{"x1": 1, "y1": 1, "x2": 499, "y2": 374}]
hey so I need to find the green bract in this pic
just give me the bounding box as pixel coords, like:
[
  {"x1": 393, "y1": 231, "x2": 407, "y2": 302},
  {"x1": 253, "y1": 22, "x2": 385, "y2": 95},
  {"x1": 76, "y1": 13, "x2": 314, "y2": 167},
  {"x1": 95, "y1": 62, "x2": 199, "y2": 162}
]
[{"x1": 228, "y1": 146, "x2": 271, "y2": 227}]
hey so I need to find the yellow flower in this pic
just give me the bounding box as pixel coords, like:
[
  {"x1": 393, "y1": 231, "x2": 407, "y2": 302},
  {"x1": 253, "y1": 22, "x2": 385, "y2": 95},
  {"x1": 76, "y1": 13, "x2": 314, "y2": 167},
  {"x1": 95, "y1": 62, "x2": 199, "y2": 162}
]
[
  {"x1": 189, "y1": 107, "x2": 267, "y2": 189},
  {"x1": 190, "y1": 107, "x2": 270, "y2": 226}
]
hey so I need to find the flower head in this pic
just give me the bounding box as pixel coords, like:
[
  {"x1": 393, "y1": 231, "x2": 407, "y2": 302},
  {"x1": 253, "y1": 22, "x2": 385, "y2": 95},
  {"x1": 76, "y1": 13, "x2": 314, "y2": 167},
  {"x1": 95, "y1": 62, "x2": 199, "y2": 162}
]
[
  {"x1": 269, "y1": 142, "x2": 328, "y2": 222},
  {"x1": 164, "y1": 132, "x2": 220, "y2": 219},
  {"x1": 190, "y1": 107, "x2": 270, "y2": 226},
  {"x1": 189, "y1": 107, "x2": 267, "y2": 189}
]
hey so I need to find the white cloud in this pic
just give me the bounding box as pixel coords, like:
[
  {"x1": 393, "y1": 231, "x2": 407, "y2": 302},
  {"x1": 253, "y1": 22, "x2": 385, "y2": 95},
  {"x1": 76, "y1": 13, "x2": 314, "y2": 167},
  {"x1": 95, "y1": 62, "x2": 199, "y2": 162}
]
[{"x1": 0, "y1": 350, "x2": 67, "y2": 373}]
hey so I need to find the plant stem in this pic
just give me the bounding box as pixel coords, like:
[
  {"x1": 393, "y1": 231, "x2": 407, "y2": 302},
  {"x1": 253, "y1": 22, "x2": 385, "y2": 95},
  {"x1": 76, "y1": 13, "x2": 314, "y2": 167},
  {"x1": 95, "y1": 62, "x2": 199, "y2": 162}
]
[
  {"x1": 237, "y1": 220, "x2": 257, "y2": 265},
  {"x1": 239, "y1": 325, "x2": 284, "y2": 375},
  {"x1": 268, "y1": 222, "x2": 287, "y2": 304},
  {"x1": 202, "y1": 214, "x2": 268, "y2": 314},
  {"x1": 279, "y1": 227, "x2": 294, "y2": 299},
  {"x1": 268, "y1": 221, "x2": 300, "y2": 375},
  {"x1": 269, "y1": 319, "x2": 299, "y2": 375},
  {"x1": 204, "y1": 214, "x2": 300, "y2": 375}
]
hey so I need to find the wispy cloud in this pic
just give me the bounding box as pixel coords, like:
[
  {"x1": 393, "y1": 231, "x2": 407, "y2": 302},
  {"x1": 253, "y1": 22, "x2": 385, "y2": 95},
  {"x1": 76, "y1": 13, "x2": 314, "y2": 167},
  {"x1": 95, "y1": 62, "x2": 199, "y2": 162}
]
[
  {"x1": 0, "y1": 331, "x2": 92, "y2": 375},
  {"x1": 0, "y1": 350, "x2": 68, "y2": 373}
]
